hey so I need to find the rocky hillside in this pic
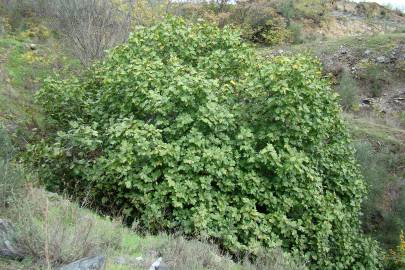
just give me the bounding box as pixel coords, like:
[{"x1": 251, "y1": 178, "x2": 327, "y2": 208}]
[
  {"x1": 314, "y1": 0, "x2": 405, "y2": 38},
  {"x1": 248, "y1": 0, "x2": 405, "y2": 42},
  {"x1": 262, "y1": 33, "x2": 405, "y2": 114}
]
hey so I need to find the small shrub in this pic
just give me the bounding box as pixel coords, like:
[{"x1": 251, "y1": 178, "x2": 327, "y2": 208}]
[
  {"x1": 279, "y1": 0, "x2": 296, "y2": 24},
  {"x1": 133, "y1": 0, "x2": 172, "y2": 26},
  {"x1": 385, "y1": 230, "x2": 405, "y2": 269},
  {"x1": 288, "y1": 23, "x2": 304, "y2": 44},
  {"x1": 0, "y1": 17, "x2": 12, "y2": 35},
  {"x1": 8, "y1": 187, "x2": 122, "y2": 267},
  {"x1": 395, "y1": 27, "x2": 405, "y2": 33},
  {"x1": 0, "y1": 126, "x2": 24, "y2": 208},
  {"x1": 260, "y1": 19, "x2": 292, "y2": 45},
  {"x1": 337, "y1": 70, "x2": 359, "y2": 111},
  {"x1": 161, "y1": 237, "x2": 232, "y2": 270},
  {"x1": 2, "y1": 125, "x2": 122, "y2": 267},
  {"x1": 243, "y1": 248, "x2": 307, "y2": 270},
  {"x1": 370, "y1": 81, "x2": 384, "y2": 98},
  {"x1": 136, "y1": 235, "x2": 307, "y2": 270},
  {"x1": 353, "y1": 141, "x2": 387, "y2": 228},
  {"x1": 228, "y1": 0, "x2": 290, "y2": 45},
  {"x1": 49, "y1": 0, "x2": 134, "y2": 66},
  {"x1": 19, "y1": 23, "x2": 50, "y2": 41},
  {"x1": 399, "y1": 112, "x2": 405, "y2": 127},
  {"x1": 360, "y1": 64, "x2": 390, "y2": 98},
  {"x1": 170, "y1": 2, "x2": 229, "y2": 26},
  {"x1": 353, "y1": 139, "x2": 405, "y2": 255},
  {"x1": 294, "y1": 0, "x2": 330, "y2": 24},
  {"x1": 395, "y1": 60, "x2": 405, "y2": 75},
  {"x1": 31, "y1": 18, "x2": 382, "y2": 269},
  {"x1": 0, "y1": 125, "x2": 13, "y2": 160}
]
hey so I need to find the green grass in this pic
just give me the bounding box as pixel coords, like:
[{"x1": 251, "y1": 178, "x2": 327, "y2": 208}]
[
  {"x1": 346, "y1": 114, "x2": 405, "y2": 146},
  {"x1": 0, "y1": 32, "x2": 79, "y2": 146},
  {"x1": 0, "y1": 257, "x2": 36, "y2": 270},
  {"x1": 345, "y1": 113, "x2": 405, "y2": 251},
  {"x1": 259, "y1": 33, "x2": 405, "y2": 57}
]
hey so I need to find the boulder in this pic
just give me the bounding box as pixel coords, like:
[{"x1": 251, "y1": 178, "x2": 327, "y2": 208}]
[
  {"x1": 360, "y1": 98, "x2": 373, "y2": 105},
  {"x1": 58, "y1": 256, "x2": 106, "y2": 270},
  {"x1": 149, "y1": 257, "x2": 169, "y2": 270},
  {"x1": 363, "y1": 49, "x2": 372, "y2": 57},
  {"x1": 376, "y1": 56, "x2": 387, "y2": 63},
  {"x1": 339, "y1": 46, "x2": 348, "y2": 55},
  {"x1": 113, "y1": 255, "x2": 143, "y2": 266},
  {"x1": 0, "y1": 219, "x2": 24, "y2": 260}
]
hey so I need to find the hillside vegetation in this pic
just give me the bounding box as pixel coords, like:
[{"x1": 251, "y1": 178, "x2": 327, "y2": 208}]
[{"x1": 0, "y1": 0, "x2": 404, "y2": 270}]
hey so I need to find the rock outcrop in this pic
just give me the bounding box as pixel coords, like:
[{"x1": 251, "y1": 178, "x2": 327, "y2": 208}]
[
  {"x1": 0, "y1": 219, "x2": 24, "y2": 260},
  {"x1": 58, "y1": 256, "x2": 106, "y2": 270}
]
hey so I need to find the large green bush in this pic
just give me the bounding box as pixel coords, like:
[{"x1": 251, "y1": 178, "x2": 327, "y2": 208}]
[{"x1": 30, "y1": 18, "x2": 381, "y2": 269}]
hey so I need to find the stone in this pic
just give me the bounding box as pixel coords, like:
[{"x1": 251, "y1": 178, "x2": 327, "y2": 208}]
[
  {"x1": 114, "y1": 256, "x2": 127, "y2": 265},
  {"x1": 112, "y1": 255, "x2": 144, "y2": 267},
  {"x1": 149, "y1": 257, "x2": 169, "y2": 270},
  {"x1": 363, "y1": 49, "x2": 372, "y2": 57},
  {"x1": 361, "y1": 98, "x2": 372, "y2": 105},
  {"x1": 157, "y1": 260, "x2": 169, "y2": 270},
  {"x1": 0, "y1": 219, "x2": 24, "y2": 260},
  {"x1": 340, "y1": 46, "x2": 348, "y2": 54},
  {"x1": 58, "y1": 255, "x2": 105, "y2": 270},
  {"x1": 376, "y1": 56, "x2": 387, "y2": 63},
  {"x1": 149, "y1": 257, "x2": 161, "y2": 270},
  {"x1": 29, "y1": 44, "x2": 37, "y2": 50}
]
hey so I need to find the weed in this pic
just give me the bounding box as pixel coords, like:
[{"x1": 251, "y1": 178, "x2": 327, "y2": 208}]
[
  {"x1": 370, "y1": 80, "x2": 384, "y2": 97},
  {"x1": 279, "y1": 0, "x2": 296, "y2": 24},
  {"x1": 289, "y1": 23, "x2": 304, "y2": 44},
  {"x1": 360, "y1": 64, "x2": 390, "y2": 98},
  {"x1": 242, "y1": 248, "x2": 307, "y2": 270},
  {"x1": 0, "y1": 125, "x2": 24, "y2": 208},
  {"x1": 337, "y1": 70, "x2": 359, "y2": 110},
  {"x1": 5, "y1": 187, "x2": 123, "y2": 267},
  {"x1": 139, "y1": 235, "x2": 234, "y2": 270},
  {"x1": 399, "y1": 112, "x2": 405, "y2": 127},
  {"x1": 352, "y1": 130, "x2": 405, "y2": 252}
]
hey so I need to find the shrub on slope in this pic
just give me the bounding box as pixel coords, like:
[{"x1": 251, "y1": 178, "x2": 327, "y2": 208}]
[{"x1": 30, "y1": 18, "x2": 381, "y2": 269}]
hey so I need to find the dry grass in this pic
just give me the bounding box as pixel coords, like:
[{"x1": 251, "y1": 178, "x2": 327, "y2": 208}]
[{"x1": 5, "y1": 187, "x2": 123, "y2": 267}]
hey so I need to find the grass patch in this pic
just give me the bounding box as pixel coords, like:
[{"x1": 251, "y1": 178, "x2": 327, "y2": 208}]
[
  {"x1": 346, "y1": 114, "x2": 405, "y2": 146},
  {"x1": 358, "y1": 63, "x2": 392, "y2": 97},
  {"x1": 0, "y1": 33, "x2": 79, "y2": 145},
  {"x1": 259, "y1": 33, "x2": 405, "y2": 57},
  {"x1": 337, "y1": 70, "x2": 359, "y2": 110},
  {"x1": 347, "y1": 114, "x2": 405, "y2": 252}
]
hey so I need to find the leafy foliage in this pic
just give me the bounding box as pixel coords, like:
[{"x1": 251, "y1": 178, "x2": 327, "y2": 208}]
[{"x1": 31, "y1": 18, "x2": 381, "y2": 269}]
